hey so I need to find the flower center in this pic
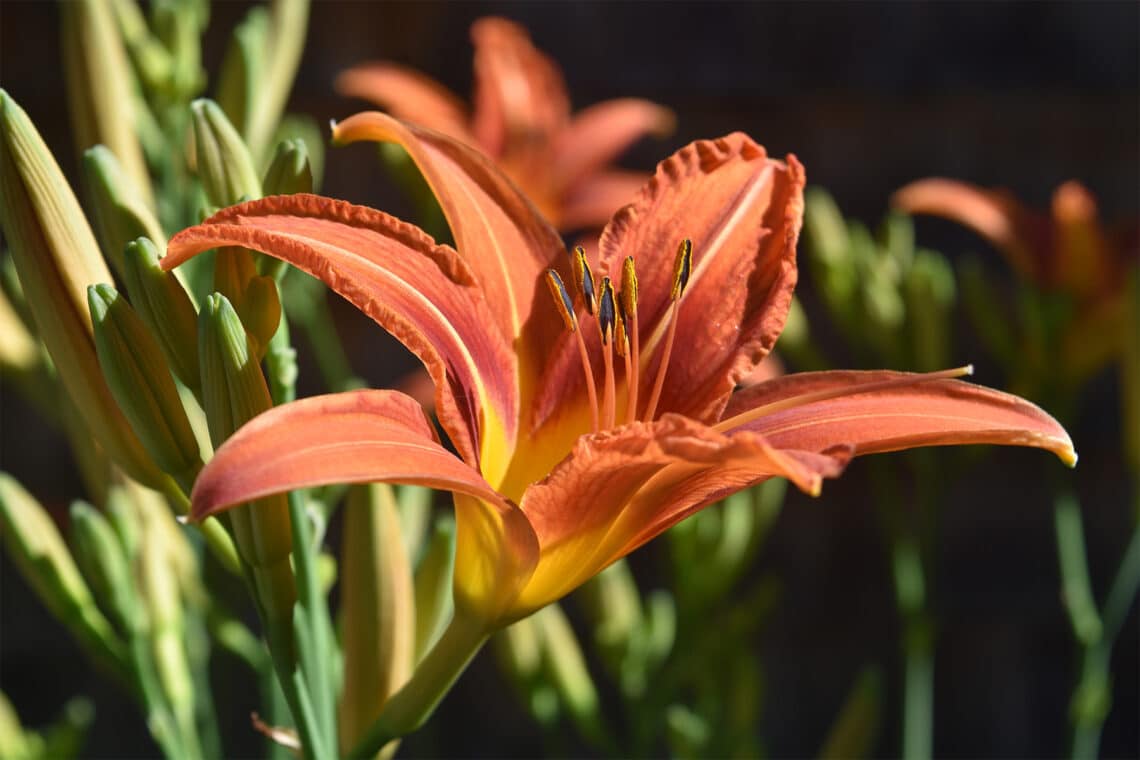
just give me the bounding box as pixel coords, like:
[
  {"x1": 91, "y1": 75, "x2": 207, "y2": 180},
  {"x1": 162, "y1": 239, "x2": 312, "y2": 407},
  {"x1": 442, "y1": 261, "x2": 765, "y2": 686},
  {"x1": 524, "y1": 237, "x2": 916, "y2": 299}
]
[{"x1": 544, "y1": 240, "x2": 692, "y2": 433}]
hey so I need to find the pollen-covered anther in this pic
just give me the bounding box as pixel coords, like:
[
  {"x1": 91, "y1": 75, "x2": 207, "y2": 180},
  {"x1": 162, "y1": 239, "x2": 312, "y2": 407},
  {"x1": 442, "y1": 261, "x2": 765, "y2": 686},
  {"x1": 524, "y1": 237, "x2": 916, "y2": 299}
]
[
  {"x1": 570, "y1": 246, "x2": 597, "y2": 315},
  {"x1": 544, "y1": 269, "x2": 577, "y2": 332},
  {"x1": 670, "y1": 238, "x2": 693, "y2": 301}
]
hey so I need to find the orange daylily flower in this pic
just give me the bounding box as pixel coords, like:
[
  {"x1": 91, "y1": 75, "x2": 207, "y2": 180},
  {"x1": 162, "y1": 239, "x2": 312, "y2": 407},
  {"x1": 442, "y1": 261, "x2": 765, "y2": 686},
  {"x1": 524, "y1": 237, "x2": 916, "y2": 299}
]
[
  {"x1": 892, "y1": 178, "x2": 1138, "y2": 386},
  {"x1": 164, "y1": 113, "x2": 1075, "y2": 630},
  {"x1": 892, "y1": 178, "x2": 1138, "y2": 304},
  {"x1": 336, "y1": 17, "x2": 675, "y2": 231}
]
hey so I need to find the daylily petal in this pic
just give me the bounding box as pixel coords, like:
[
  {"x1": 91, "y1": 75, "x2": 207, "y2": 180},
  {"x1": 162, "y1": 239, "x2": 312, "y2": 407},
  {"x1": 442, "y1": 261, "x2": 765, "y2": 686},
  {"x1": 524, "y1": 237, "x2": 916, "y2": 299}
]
[
  {"x1": 332, "y1": 112, "x2": 567, "y2": 401},
  {"x1": 469, "y1": 17, "x2": 570, "y2": 160},
  {"x1": 891, "y1": 178, "x2": 1045, "y2": 285},
  {"x1": 334, "y1": 62, "x2": 473, "y2": 144},
  {"x1": 581, "y1": 134, "x2": 803, "y2": 426},
  {"x1": 721, "y1": 370, "x2": 1077, "y2": 465},
  {"x1": 1051, "y1": 180, "x2": 1111, "y2": 301},
  {"x1": 511, "y1": 415, "x2": 848, "y2": 615},
  {"x1": 187, "y1": 389, "x2": 540, "y2": 621},
  {"x1": 558, "y1": 169, "x2": 653, "y2": 232},
  {"x1": 552, "y1": 99, "x2": 675, "y2": 196},
  {"x1": 164, "y1": 194, "x2": 515, "y2": 467}
]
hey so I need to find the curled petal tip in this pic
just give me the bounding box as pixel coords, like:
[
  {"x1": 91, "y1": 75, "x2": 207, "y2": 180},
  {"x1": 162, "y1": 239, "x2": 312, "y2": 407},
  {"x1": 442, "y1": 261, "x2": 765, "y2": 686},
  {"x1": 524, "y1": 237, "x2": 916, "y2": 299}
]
[{"x1": 1061, "y1": 446, "x2": 1079, "y2": 469}]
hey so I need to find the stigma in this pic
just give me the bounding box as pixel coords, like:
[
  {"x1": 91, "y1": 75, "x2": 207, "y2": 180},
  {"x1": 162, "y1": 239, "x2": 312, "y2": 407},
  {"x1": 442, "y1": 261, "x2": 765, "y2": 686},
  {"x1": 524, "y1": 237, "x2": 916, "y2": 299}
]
[{"x1": 544, "y1": 240, "x2": 692, "y2": 433}]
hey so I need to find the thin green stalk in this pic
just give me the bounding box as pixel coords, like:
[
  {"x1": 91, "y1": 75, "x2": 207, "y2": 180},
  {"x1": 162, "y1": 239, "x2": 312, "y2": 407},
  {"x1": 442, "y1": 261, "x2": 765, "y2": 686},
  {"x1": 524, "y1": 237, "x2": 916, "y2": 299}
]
[
  {"x1": 128, "y1": 627, "x2": 187, "y2": 760},
  {"x1": 346, "y1": 609, "x2": 490, "y2": 760},
  {"x1": 288, "y1": 489, "x2": 337, "y2": 753},
  {"x1": 1056, "y1": 493, "x2": 1140, "y2": 760},
  {"x1": 900, "y1": 615, "x2": 933, "y2": 760}
]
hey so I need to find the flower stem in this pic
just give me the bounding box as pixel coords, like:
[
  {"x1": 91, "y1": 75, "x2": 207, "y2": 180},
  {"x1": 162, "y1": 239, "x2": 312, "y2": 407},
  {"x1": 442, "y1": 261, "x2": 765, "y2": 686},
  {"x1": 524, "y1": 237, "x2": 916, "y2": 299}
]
[{"x1": 345, "y1": 608, "x2": 490, "y2": 760}]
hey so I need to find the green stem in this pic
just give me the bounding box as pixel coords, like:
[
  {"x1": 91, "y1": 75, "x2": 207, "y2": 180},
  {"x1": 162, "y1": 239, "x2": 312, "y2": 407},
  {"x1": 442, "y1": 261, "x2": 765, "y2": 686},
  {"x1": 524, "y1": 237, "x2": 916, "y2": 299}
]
[
  {"x1": 128, "y1": 627, "x2": 187, "y2": 760},
  {"x1": 346, "y1": 608, "x2": 490, "y2": 760},
  {"x1": 287, "y1": 489, "x2": 337, "y2": 752},
  {"x1": 900, "y1": 615, "x2": 933, "y2": 760},
  {"x1": 159, "y1": 477, "x2": 241, "y2": 574}
]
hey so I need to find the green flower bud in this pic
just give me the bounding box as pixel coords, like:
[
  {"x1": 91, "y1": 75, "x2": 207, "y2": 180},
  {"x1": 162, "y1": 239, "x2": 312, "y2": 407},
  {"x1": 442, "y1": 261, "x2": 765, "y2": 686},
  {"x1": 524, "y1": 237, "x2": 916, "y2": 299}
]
[
  {"x1": 412, "y1": 516, "x2": 456, "y2": 661},
  {"x1": 274, "y1": 114, "x2": 326, "y2": 193},
  {"x1": 340, "y1": 483, "x2": 415, "y2": 753},
  {"x1": 262, "y1": 138, "x2": 313, "y2": 196},
  {"x1": 81, "y1": 145, "x2": 165, "y2": 279},
  {"x1": 69, "y1": 500, "x2": 142, "y2": 634},
  {"x1": 61, "y1": 0, "x2": 154, "y2": 210},
  {"x1": 198, "y1": 293, "x2": 294, "y2": 621},
  {"x1": 0, "y1": 90, "x2": 166, "y2": 489},
  {"x1": 215, "y1": 7, "x2": 270, "y2": 139},
  {"x1": 88, "y1": 284, "x2": 203, "y2": 490},
  {"x1": 190, "y1": 98, "x2": 261, "y2": 208},
  {"x1": 122, "y1": 238, "x2": 200, "y2": 390},
  {"x1": 0, "y1": 474, "x2": 125, "y2": 674}
]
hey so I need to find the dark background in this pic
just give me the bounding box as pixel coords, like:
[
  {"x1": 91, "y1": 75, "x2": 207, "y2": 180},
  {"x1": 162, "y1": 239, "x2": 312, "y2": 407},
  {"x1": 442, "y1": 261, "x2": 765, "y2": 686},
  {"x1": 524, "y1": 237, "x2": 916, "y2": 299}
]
[{"x1": 2, "y1": 1, "x2": 1138, "y2": 757}]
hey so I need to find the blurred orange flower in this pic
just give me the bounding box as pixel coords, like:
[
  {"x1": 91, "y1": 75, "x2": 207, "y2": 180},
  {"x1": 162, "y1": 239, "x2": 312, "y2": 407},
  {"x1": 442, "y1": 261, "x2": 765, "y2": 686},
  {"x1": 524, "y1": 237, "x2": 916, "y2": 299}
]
[{"x1": 337, "y1": 17, "x2": 675, "y2": 231}]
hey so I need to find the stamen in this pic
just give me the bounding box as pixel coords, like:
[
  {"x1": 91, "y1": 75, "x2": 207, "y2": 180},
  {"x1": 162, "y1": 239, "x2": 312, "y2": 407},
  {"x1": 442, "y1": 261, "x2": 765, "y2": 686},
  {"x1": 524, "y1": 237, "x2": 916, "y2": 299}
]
[
  {"x1": 599, "y1": 277, "x2": 617, "y2": 429},
  {"x1": 713, "y1": 365, "x2": 976, "y2": 433},
  {"x1": 620, "y1": 256, "x2": 640, "y2": 423},
  {"x1": 643, "y1": 241, "x2": 692, "y2": 421},
  {"x1": 546, "y1": 269, "x2": 599, "y2": 432},
  {"x1": 570, "y1": 246, "x2": 597, "y2": 315}
]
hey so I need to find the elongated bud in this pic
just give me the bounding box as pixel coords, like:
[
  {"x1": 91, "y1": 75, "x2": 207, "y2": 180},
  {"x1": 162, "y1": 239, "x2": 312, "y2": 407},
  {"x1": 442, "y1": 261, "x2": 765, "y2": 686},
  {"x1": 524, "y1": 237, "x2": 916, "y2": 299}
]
[
  {"x1": 0, "y1": 474, "x2": 126, "y2": 673},
  {"x1": 137, "y1": 503, "x2": 199, "y2": 752},
  {"x1": 81, "y1": 145, "x2": 165, "y2": 279},
  {"x1": 262, "y1": 138, "x2": 313, "y2": 196},
  {"x1": 190, "y1": 99, "x2": 262, "y2": 208},
  {"x1": 198, "y1": 294, "x2": 295, "y2": 622},
  {"x1": 111, "y1": 0, "x2": 175, "y2": 93},
  {"x1": 0, "y1": 90, "x2": 166, "y2": 488},
  {"x1": 89, "y1": 284, "x2": 203, "y2": 490},
  {"x1": 69, "y1": 500, "x2": 143, "y2": 635},
  {"x1": 60, "y1": 0, "x2": 154, "y2": 210},
  {"x1": 122, "y1": 238, "x2": 200, "y2": 390},
  {"x1": 244, "y1": 0, "x2": 311, "y2": 161},
  {"x1": 413, "y1": 516, "x2": 456, "y2": 661},
  {"x1": 534, "y1": 603, "x2": 604, "y2": 741},
  {"x1": 151, "y1": 0, "x2": 207, "y2": 100},
  {"x1": 215, "y1": 6, "x2": 270, "y2": 138},
  {"x1": 340, "y1": 483, "x2": 415, "y2": 753}
]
